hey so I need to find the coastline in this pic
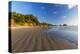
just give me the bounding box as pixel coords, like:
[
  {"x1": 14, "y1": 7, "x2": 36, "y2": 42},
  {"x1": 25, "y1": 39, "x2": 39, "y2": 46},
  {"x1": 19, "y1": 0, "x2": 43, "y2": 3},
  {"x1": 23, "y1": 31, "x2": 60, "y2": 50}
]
[{"x1": 9, "y1": 26, "x2": 42, "y2": 29}]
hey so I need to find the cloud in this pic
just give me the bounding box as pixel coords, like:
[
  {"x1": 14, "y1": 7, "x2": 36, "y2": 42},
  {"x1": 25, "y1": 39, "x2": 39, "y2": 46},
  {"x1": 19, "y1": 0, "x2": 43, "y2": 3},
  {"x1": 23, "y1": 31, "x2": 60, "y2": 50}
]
[
  {"x1": 53, "y1": 11, "x2": 57, "y2": 14},
  {"x1": 62, "y1": 16, "x2": 67, "y2": 19},
  {"x1": 68, "y1": 4, "x2": 76, "y2": 9}
]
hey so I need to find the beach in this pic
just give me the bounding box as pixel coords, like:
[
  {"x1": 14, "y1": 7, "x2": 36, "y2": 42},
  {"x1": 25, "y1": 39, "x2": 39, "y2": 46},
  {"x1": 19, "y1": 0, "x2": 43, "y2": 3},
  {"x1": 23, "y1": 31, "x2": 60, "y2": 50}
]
[{"x1": 10, "y1": 26, "x2": 78, "y2": 53}]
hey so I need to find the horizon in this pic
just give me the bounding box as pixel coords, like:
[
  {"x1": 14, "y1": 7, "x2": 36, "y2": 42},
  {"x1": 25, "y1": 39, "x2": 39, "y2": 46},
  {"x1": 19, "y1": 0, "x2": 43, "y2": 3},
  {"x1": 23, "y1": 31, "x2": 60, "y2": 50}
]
[{"x1": 9, "y1": 1, "x2": 78, "y2": 25}]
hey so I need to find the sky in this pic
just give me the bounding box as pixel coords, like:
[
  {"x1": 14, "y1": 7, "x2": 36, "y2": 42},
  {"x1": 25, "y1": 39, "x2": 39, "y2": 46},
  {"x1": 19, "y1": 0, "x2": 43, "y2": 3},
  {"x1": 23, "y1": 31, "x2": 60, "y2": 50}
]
[{"x1": 9, "y1": 1, "x2": 78, "y2": 25}]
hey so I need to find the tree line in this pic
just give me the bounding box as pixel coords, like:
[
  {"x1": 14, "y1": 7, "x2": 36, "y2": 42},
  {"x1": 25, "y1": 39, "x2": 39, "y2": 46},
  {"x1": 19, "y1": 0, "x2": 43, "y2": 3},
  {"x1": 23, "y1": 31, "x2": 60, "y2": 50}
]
[{"x1": 9, "y1": 12, "x2": 51, "y2": 26}]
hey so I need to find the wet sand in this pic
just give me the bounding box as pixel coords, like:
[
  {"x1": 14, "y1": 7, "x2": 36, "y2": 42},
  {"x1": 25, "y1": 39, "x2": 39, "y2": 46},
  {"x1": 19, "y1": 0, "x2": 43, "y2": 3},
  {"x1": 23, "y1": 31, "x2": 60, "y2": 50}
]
[{"x1": 11, "y1": 27, "x2": 78, "y2": 53}]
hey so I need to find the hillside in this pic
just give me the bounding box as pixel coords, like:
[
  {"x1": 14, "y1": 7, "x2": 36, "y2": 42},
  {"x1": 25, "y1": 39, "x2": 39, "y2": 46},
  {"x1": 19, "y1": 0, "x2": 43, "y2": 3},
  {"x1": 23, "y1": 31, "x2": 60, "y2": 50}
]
[{"x1": 9, "y1": 12, "x2": 53, "y2": 27}]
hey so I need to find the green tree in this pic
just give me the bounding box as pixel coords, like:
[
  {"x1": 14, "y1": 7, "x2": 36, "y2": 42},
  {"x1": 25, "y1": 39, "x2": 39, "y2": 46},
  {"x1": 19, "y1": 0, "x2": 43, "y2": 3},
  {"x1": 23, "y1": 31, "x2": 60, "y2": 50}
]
[{"x1": 10, "y1": 12, "x2": 40, "y2": 26}]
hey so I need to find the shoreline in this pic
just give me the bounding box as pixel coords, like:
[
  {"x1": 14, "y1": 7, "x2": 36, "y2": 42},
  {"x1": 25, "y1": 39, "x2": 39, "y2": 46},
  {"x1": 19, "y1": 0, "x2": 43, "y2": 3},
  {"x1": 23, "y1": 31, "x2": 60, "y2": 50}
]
[
  {"x1": 9, "y1": 26, "x2": 78, "y2": 32},
  {"x1": 9, "y1": 26, "x2": 42, "y2": 29}
]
